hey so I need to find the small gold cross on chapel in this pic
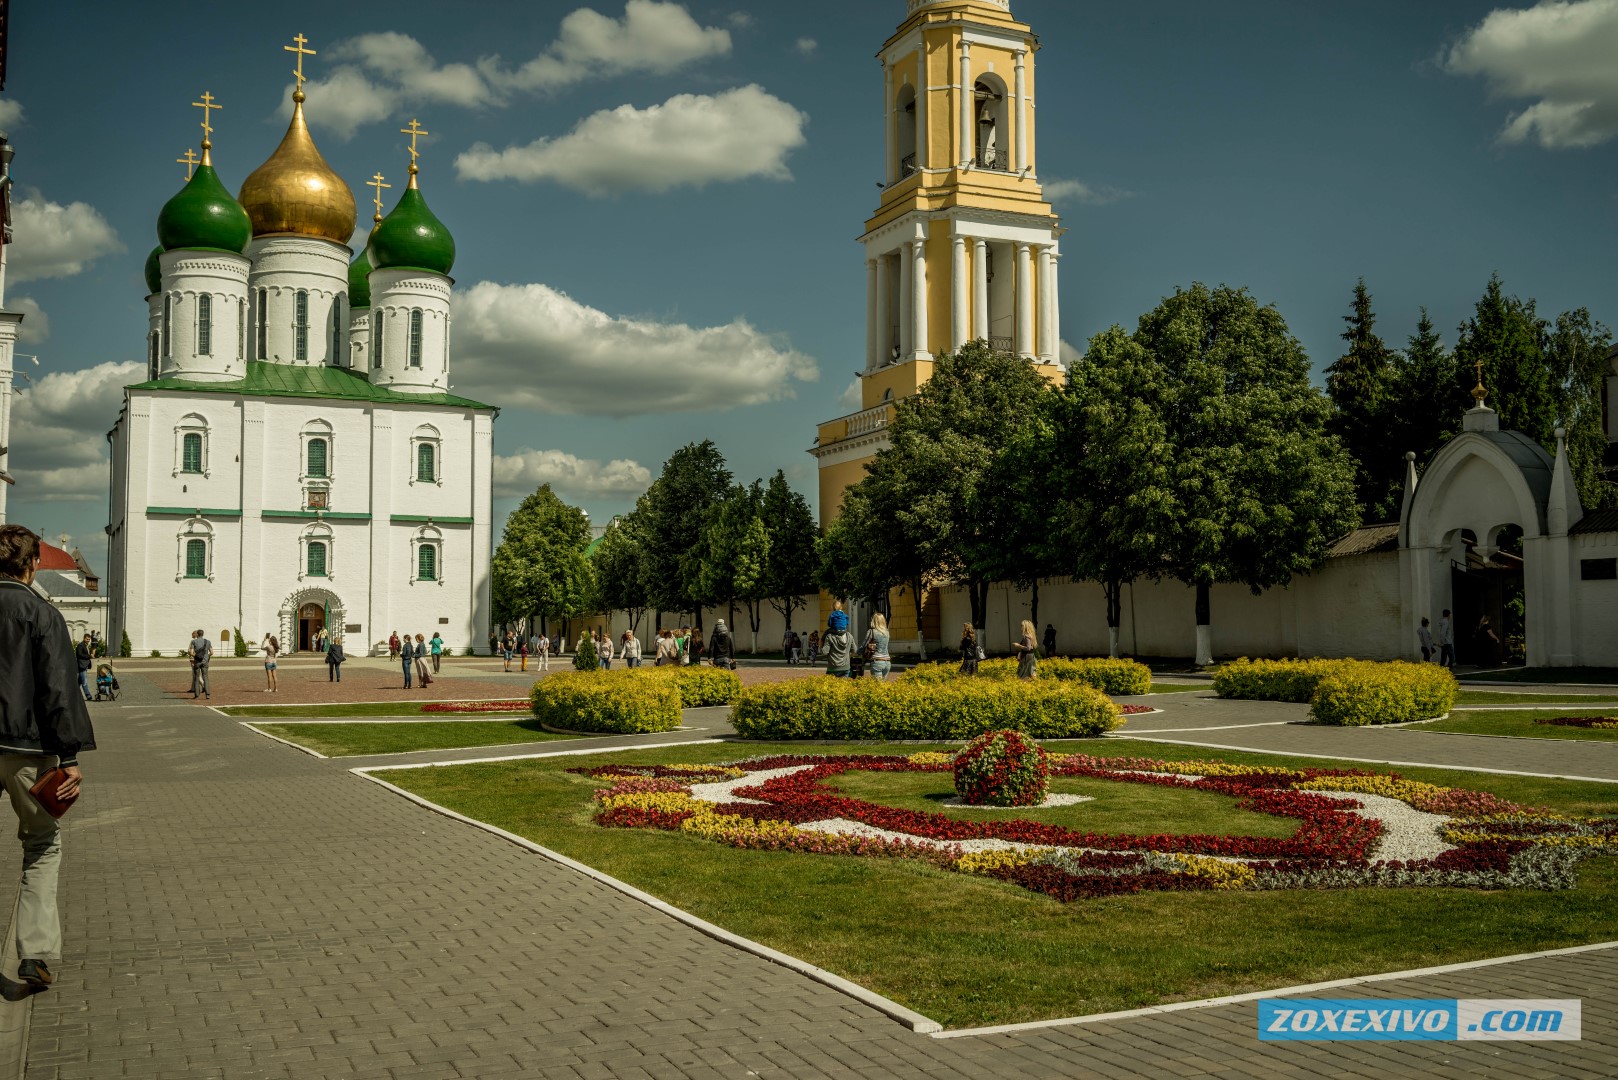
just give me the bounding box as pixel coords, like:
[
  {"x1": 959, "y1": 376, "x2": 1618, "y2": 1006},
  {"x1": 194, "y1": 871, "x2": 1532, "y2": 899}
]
[
  {"x1": 401, "y1": 119, "x2": 429, "y2": 176},
  {"x1": 285, "y1": 33, "x2": 316, "y2": 101},
  {"x1": 368, "y1": 172, "x2": 391, "y2": 222},
  {"x1": 177, "y1": 148, "x2": 200, "y2": 180}
]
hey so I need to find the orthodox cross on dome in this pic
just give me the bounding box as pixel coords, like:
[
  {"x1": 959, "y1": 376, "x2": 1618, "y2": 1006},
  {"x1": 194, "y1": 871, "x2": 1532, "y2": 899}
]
[
  {"x1": 177, "y1": 148, "x2": 200, "y2": 180},
  {"x1": 401, "y1": 118, "x2": 428, "y2": 183},
  {"x1": 1471, "y1": 358, "x2": 1488, "y2": 407},
  {"x1": 191, "y1": 91, "x2": 221, "y2": 163},
  {"x1": 285, "y1": 33, "x2": 317, "y2": 104},
  {"x1": 367, "y1": 171, "x2": 390, "y2": 224}
]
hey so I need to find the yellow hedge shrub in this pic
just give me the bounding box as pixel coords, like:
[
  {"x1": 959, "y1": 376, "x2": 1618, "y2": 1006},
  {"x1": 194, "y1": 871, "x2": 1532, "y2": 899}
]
[
  {"x1": 530, "y1": 670, "x2": 683, "y2": 734},
  {"x1": 646, "y1": 665, "x2": 742, "y2": 707},
  {"x1": 1214, "y1": 657, "x2": 1456, "y2": 726},
  {"x1": 902, "y1": 656, "x2": 1151, "y2": 695},
  {"x1": 729, "y1": 678, "x2": 1124, "y2": 741}
]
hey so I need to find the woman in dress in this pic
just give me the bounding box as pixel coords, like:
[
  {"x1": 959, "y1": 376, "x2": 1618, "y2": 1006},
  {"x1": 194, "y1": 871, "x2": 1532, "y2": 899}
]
[
  {"x1": 1012, "y1": 618, "x2": 1039, "y2": 680},
  {"x1": 958, "y1": 624, "x2": 978, "y2": 676}
]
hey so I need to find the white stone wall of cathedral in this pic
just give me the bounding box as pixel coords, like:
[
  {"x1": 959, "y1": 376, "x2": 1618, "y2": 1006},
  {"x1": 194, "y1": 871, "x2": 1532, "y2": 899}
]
[
  {"x1": 107, "y1": 390, "x2": 493, "y2": 656},
  {"x1": 368, "y1": 268, "x2": 452, "y2": 395},
  {"x1": 347, "y1": 308, "x2": 371, "y2": 372},
  {"x1": 145, "y1": 295, "x2": 162, "y2": 381},
  {"x1": 156, "y1": 250, "x2": 251, "y2": 383},
  {"x1": 245, "y1": 236, "x2": 351, "y2": 367}
]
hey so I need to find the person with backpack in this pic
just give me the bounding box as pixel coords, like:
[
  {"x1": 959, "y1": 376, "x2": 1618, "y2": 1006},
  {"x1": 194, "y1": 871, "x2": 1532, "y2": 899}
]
[
  {"x1": 709, "y1": 620, "x2": 736, "y2": 670},
  {"x1": 959, "y1": 624, "x2": 980, "y2": 675},
  {"x1": 823, "y1": 620, "x2": 853, "y2": 678}
]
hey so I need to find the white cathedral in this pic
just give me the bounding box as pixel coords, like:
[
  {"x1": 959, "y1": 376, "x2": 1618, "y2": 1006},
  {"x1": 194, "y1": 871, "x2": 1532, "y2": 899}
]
[{"x1": 107, "y1": 52, "x2": 494, "y2": 656}]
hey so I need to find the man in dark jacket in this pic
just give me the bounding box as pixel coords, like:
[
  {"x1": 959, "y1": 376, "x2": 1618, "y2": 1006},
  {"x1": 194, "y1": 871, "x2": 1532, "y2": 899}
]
[
  {"x1": 708, "y1": 620, "x2": 735, "y2": 670},
  {"x1": 74, "y1": 635, "x2": 94, "y2": 702},
  {"x1": 0, "y1": 525, "x2": 96, "y2": 989}
]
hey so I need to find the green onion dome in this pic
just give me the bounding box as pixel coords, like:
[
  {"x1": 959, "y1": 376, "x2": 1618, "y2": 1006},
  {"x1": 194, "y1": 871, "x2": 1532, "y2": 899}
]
[
  {"x1": 156, "y1": 162, "x2": 252, "y2": 254},
  {"x1": 348, "y1": 246, "x2": 373, "y2": 309},
  {"x1": 144, "y1": 245, "x2": 163, "y2": 295},
  {"x1": 368, "y1": 180, "x2": 455, "y2": 277}
]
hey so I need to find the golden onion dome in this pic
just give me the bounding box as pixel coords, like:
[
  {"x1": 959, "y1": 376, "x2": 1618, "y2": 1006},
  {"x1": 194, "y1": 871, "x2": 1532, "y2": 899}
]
[{"x1": 238, "y1": 96, "x2": 356, "y2": 245}]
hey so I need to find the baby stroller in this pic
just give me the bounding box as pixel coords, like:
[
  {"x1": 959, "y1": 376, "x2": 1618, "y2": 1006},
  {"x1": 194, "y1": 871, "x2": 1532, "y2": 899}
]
[{"x1": 95, "y1": 663, "x2": 120, "y2": 701}]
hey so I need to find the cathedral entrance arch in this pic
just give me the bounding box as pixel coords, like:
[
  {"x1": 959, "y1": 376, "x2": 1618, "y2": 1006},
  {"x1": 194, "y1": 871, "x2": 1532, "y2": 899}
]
[{"x1": 279, "y1": 587, "x2": 346, "y2": 654}]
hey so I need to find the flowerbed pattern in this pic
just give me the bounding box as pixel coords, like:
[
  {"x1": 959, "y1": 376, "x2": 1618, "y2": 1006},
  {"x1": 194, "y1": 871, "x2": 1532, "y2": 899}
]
[
  {"x1": 421, "y1": 700, "x2": 532, "y2": 714},
  {"x1": 953, "y1": 730, "x2": 1049, "y2": 806},
  {"x1": 570, "y1": 753, "x2": 1618, "y2": 902},
  {"x1": 1535, "y1": 716, "x2": 1618, "y2": 730}
]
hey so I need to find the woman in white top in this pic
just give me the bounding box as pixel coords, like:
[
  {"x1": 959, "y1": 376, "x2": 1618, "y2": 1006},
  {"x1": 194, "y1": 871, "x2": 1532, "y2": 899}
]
[
  {"x1": 621, "y1": 631, "x2": 642, "y2": 668},
  {"x1": 261, "y1": 634, "x2": 280, "y2": 692}
]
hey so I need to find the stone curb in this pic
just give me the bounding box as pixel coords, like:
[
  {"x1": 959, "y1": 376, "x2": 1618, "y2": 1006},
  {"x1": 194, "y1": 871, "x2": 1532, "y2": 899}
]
[{"x1": 351, "y1": 764, "x2": 945, "y2": 1034}]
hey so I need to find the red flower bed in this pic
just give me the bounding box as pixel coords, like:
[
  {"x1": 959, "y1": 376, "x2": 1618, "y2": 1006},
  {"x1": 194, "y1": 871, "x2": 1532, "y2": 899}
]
[
  {"x1": 421, "y1": 700, "x2": 532, "y2": 714},
  {"x1": 1534, "y1": 716, "x2": 1618, "y2": 729},
  {"x1": 1118, "y1": 703, "x2": 1155, "y2": 715}
]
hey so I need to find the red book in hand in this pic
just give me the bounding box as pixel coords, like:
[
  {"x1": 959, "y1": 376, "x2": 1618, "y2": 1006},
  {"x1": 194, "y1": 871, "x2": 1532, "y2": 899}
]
[{"x1": 28, "y1": 768, "x2": 78, "y2": 819}]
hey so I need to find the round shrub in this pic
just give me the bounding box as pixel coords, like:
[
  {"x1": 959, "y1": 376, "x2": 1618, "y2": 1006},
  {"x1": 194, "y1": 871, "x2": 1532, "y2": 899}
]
[
  {"x1": 1213, "y1": 658, "x2": 1341, "y2": 702},
  {"x1": 530, "y1": 670, "x2": 680, "y2": 734},
  {"x1": 572, "y1": 638, "x2": 599, "y2": 671},
  {"x1": 652, "y1": 665, "x2": 742, "y2": 707},
  {"x1": 902, "y1": 656, "x2": 1151, "y2": 695},
  {"x1": 728, "y1": 678, "x2": 1123, "y2": 741},
  {"x1": 953, "y1": 730, "x2": 1049, "y2": 807},
  {"x1": 1309, "y1": 662, "x2": 1457, "y2": 726}
]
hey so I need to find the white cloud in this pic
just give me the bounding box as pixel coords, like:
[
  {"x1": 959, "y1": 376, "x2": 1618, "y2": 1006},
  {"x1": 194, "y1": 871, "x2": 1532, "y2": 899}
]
[
  {"x1": 452, "y1": 280, "x2": 818, "y2": 417},
  {"x1": 491, "y1": 0, "x2": 731, "y2": 92},
  {"x1": 0, "y1": 100, "x2": 23, "y2": 129},
  {"x1": 7, "y1": 192, "x2": 123, "y2": 283},
  {"x1": 794, "y1": 38, "x2": 818, "y2": 56},
  {"x1": 493, "y1": 449, "x2": 652, "y2": 499},
  {"x1": 292, "y1": 3, "x2": 731, "y2": 138},
  {"x1": 455, "y1": 85, "x2": 807, "y2": 193},
  {"x1": 5, "y1": 360, "x2": 142, "y2": 501},
  {"x1": 1059, "y1": 340, "x2": 1083, "y2": 369},
  {"x1": 1444, "y1": 0, "x2": 1618, "y2": 149},
  {"x1": 727, "y1": 12, "x2": 754, "y2": 28},
  {"x1": 11, "y1": 297, "x2": 49, "y2": 344},
  {"x1": 837, "y1": 378, "x2": 862, "y2": 412},
  {"x1": 1043, "y1": 178, "x2": 1132, "y2": 206}
]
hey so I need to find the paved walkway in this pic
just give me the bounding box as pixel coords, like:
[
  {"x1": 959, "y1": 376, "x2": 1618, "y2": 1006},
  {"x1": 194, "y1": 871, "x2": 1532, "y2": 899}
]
[{"x1": 8, "y1": 672, "x2": 1617, "y2": 1078}]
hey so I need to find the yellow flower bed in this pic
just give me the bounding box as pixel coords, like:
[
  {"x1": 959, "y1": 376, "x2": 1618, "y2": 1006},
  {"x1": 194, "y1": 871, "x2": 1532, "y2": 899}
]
[
  {"x1": 1171, "y1": 854, "x2": 1258, "y2": 890},
  {"x1": 905, "y1": 751, "x2": 954, "y2": 766},
  {"x1": 954, "y1": 848, "x2": 1052, "y2": 876},
  {"x1": 599, "y1": 791, "x2": 703, "y2": 814},
  {"x1": 680, "y1": 811, "x2": 800, "y2": 842},
  {"x1": 1295, "y1": 775, "x2": 1451, "y2": 803}
]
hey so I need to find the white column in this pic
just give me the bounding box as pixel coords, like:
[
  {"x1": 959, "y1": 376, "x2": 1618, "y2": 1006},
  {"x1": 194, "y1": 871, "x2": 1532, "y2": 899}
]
[
  {"x1": 1036, "y1": 246, "x2": 1055, "y2": 362},
  {"x1": 0, "y1": 313, "x2": 16, "y2": 526},
  {"x1": 959, "y1": 42, "x2": 972, "y2": 167},
  {"x1": 972, "y1": 239, "x2": 988, "y2": 342},
  {"x1": 910, "y1": 238, "x2": 930, "y2": 361},
  {"x1": 1013, "y1": 50, "x2": 1028, "y2": 173},
  {"x1": 898, "y1": 246, "x2": 914, "y2": 360},
  {"x1": 915, "y1": 46, "x2": 929, "y2": 171},
  {"x1": 865, "y1": 258, "x2": 880, "y2": 372},
  {"x1": 876, "y1": 255, "x2": 892, "y2": 364},
  {"x1": 883, "y1": 63, "x2": 895, "y2": 184},
  {"x1": 1014, "y1": 241, "x2": 1034, "y2": 360},
  {"x1": 1049, "y1": 253, "x2": 1061, "y2": 365},
  {"x1": 951, "y1": 236, "x2": 968, "y2": 351}
]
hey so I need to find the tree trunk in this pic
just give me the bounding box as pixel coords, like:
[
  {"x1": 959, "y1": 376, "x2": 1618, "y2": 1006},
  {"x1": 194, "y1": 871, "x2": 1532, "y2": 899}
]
[
  {"x1": 1030, "y1": 578, "x2": 1040, "y2": 632},
  {"x1": 1104, "y1": 580, "x2": 1123, "y2": 659},
  {"x1": 747, "y1": 599, "x2": 764, "y2": 654},
  {"x1": 1195, "y1": 581, "x2": 1213, "y2": 666},
  {"x1": 911, "y1": 577, "x2": 928, "y2": 661}
]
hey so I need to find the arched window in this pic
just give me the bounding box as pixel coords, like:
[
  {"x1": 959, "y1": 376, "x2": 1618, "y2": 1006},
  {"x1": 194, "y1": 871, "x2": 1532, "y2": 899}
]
[
  {"x1": 294, "y1": 290, "x2": 309, "y2": 362},
  {"x1": 148, "y1": 332, "x2": 160, "y2": 377},
  {"x1": 371, "y1": 310, "x2": 383, "y2": 369},
  {"x1": 408, "y1": 309, "x2": 423, "y2": 367},
  {"x1": 181, "y1": 433, "x2": 204, "y2": 474},
  {"x1": 162, "y1": 295, "x2": 172, "y2": 358},
  {"x1": 185, "y1": 539, "x2": 207, "y2": 578},
  {"x1": 973, "y1": 77, "x2": 1009, "y2": 171},
  {"x1": 238, "y1": 297, "x2": 246, "y2": 360},
  {"x1": 306, "y1": 437, "x2": 328, "y2": 479},
  {"x1": 330, "y1": 298, "x2": 343, "y2": 366},
  {"x1": 417, "y1": 543, "x2": 437, "y2": 582},
  {"x1": 307, "y1": 541, "x2": 328, "y2": 578},
  {"x1": 255, "y1": 288, "x2": 268, "y2": 359},
  {"x1": 412, "y1": 525, "x2": 443, "y2": 584},
  {"x1": 417, "y1": 442, "x2": 436, "y2": 483},
  {"x1": 197, "y1": 294, "x2": 213, "y2": 356},
  {"x1": 895, "y1": 84, "x2": 918, "y2": 179}
]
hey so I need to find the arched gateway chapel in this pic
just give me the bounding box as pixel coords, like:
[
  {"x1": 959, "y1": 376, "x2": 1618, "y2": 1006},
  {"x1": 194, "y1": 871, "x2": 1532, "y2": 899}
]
[{"x1": 814, "y1": 0, "x2": 1618, "y2": 667}]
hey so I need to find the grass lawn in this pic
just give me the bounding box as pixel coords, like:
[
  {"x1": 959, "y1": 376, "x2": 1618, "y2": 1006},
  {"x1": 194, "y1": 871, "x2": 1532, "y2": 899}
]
[
  {"x1": 384, "y1": 736, "x2": 1618, "y2": 1028},
  {"x1": 221, "y1": 701, "x2": 530, "y2": 719},
  {"x1": 1143, "y1": 683, "x2": 1211, "y2": 695},
  {"x1": 1461, "y1": 667, "x2": 1618, "y2": 685},
  {"x1": 1453, "y1": 690, "x2": 1618, "y2": 705},
  {"x1": 253, "y1": 719, "x2": 573, "y2": 756},
  {"x1": 1421, "y1": 709, "x2": 1618, "y2": 741}
]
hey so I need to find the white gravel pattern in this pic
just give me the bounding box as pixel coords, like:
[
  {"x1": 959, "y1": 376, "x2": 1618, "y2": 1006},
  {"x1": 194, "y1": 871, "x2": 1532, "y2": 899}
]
[
  {"x1": 939, "y1": 794, "x2": 1093, "y2": 809},
  {"x1": 688, "y1": 764, "x2": 815, "y2": 805},
  {"x1": 1308, "y1": 790, "x2": 1456, "y2": 863}
]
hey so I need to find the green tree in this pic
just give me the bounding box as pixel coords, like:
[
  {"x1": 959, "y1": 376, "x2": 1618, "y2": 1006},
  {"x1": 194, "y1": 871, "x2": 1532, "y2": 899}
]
[
  {"x1": 1325, "y1": 279, "x2": 1400, "y2": 521},
  {"x1": 1050, "y1": 325, "x2": 1179, "y2": 656},
  {"x1": 572, "y1": 635, "x2": 598, "y2": 671},
  {"x1": 233, "y1": 627, "x2": 247, "y2": 657},
  {"x1": 698, "y1": 482, "x2": 771, "y2": 650},
  {"x1": 979, "y1": 398, "x2": 1067, "y2": 633},
  {"x1": 1137, "y1": 284, "x2": 1358, "y2": 663},
  {"x1": 760, "y1": 470, "x2": 818, "y2": 637},
  {"x1": 119, "y1": 628, "x2": 132, "y2": 659},
  {"x1": 640, "y1": 441, "x2": 732, "y2": 627},
  {"x1": 1546, "y1": 307, "x2": 1617, "y2": 510},
  {"x1": 592, "y1": 515, "x2": 650, "y2": 632},
  {"x1": 491, "y1": 485, "x2": 594, "y2": 639},
  {"x1": 1454, "y1": 275, "x2": 1556, "y2": 442},
  {"x1": 880, "y1": 339, "x2": 1054, "y2": 630},
  {"x1": 1387, "y1": 308, "x2": 1463, "y2": 473}
]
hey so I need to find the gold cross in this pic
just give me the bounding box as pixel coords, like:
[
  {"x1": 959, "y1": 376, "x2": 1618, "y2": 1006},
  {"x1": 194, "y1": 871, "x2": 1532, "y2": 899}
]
[
  {"x1": 1471, "y1": 359, "x2": 1488, "y2": 404},
  {"x1": 177, "y1": 148, "x2": 200, "y2": 180},
  {"x1": 192, "y1": 91, "x2": 221, "y2": 148},
  {"x1": 367, "y1": 172, "x2": 391, "y2": 221},
  {"x1": 401, "y1": 118, "x2": 429, "y2": 173},
  {"x1": 285, "y1": 33, "x2": 317, "y2": 99}
]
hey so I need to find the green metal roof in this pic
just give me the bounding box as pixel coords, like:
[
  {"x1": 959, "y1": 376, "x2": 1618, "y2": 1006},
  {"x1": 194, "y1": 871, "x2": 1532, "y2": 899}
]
[
  {"x1": 156, "y1": 163, "x2": 252, "y2": 255},
  {"x1": 127, "y1": 361, "x2": 495, "y2": 412}
]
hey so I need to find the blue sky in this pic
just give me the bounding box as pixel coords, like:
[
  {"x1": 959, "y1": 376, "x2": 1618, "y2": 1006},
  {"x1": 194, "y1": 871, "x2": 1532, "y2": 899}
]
[{"x1": 3, "y1": 0, "x2": 1615, "y2": 574}]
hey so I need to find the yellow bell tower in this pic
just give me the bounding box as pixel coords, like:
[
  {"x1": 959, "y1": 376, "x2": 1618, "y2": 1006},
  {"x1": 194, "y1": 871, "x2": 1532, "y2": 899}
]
[{"x1": 812, "y1": 0, "x2": 1063, "y2": 642}]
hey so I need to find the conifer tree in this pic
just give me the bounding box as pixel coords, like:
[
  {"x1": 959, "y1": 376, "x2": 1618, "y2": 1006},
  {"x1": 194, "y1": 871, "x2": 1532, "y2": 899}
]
[
  {"x1": 1454, "y1": 275, "x2": 1556, "y2": 442},
  {"x1": 1325, "y1": 279, "x2": 1400, "y2": 521},
  {"x1": 1388, "y1": 308, "x2": 1463, "y2": 473}
]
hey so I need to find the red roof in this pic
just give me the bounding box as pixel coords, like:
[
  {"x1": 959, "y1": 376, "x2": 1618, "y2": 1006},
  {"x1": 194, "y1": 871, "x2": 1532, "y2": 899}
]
[{"x1": 37, "y1": 542, "x2": 77, "y2": 571}]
